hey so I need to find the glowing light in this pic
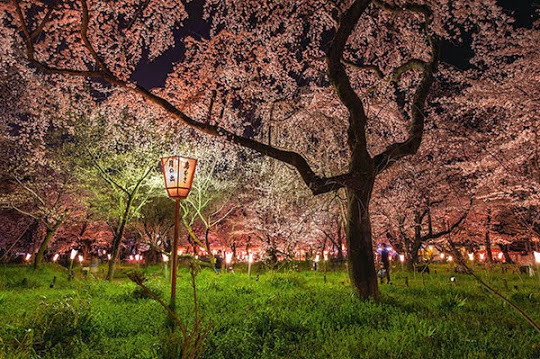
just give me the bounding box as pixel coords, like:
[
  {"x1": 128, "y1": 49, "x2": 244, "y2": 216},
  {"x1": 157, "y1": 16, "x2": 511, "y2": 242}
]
[
  {"x1": 248, "y1": 253, "x2": 254, "y2": 264},
  {"x1": 314, "y1": 254, "x2": 320, "y2": 263},
  {"x1": 440, "y1": 253, "x2": 445, "y2": 260},
  {"x1": 428, "y1": 245, "x2": 434, "y2": 251},
  {"x1": 77, "y1": 255, "x2": 83, "y2": 263},
  {"x1": 70, "y1": 249, "x2": 78, "y2": 260},
  {"x1": 107, "y1": 254, "x2": 111, "y2": 260},
  {"x1": 24, "y1": 253, "x2": 31, "y2": 261},
  {"x1": 467, "y1": 253, "x2": 474, "y2": 261},
  {"x1": 534, "y1": 251, "x2": 540, "y2": 264},
  {"x1": 52, "y1": 253, "x2": 59, "y2": 262},
  {"x1": 399, "y1": 254, "x2": 405, "y2": 263},
  {"x1": 479, "y1": 253, "x2": 485, "y2": 261},
  {"x1": 323, "y1": 250, "x2": 329, "y2": 261},
  {"x1": 177, "y1": 248, "x2": 184, "y2": 256},
  {"x1": 162, "y1": 253, "x2": 169, "y2": 262},
  {"x1": 161, "y1": 156, "x2": 197, "y2": 199},
  {"x1": 497, "y1": 252, "x2": 503, "y2": 260},
  {"x1": 129, "y1": 255, "x2": 134, "y2": 261},
  {"x1": 135, "y1": 254, "x2": 140, "y2": 262},
  {"x1": 225, "y1": 252, "x2": 233, "y2": 265},
  {"x1": 448, "y1": 255, "x2": 453, "y2": 262}
]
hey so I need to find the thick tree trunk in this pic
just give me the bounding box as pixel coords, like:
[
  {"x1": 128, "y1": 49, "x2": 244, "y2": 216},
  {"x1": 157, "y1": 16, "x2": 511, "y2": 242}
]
[
  {"x1": 407, "y1": 241, "x2": 422, "y2": 271},
  {"x1": 33, "y1": 221, "x2": 62, "y2": 270},
  {"x1": 345, "y1": 183, "x2": 378, "y2": 299}
]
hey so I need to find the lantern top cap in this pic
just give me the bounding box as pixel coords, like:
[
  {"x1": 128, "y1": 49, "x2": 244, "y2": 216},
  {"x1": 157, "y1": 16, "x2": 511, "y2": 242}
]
[{"x1": 161, "y1": 155, "x2": 198, "y2": 161}]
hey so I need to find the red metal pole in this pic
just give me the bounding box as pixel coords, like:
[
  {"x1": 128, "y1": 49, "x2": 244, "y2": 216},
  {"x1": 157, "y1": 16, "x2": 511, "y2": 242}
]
[{"x1": 170, "y1": 198, "x2": 180, "y2": 314}]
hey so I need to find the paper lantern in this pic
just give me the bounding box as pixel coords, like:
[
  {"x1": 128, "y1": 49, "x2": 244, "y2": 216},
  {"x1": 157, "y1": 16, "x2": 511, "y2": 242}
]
[{"x1": 161, "y1": 156, "x2": 197, "y2": 199}]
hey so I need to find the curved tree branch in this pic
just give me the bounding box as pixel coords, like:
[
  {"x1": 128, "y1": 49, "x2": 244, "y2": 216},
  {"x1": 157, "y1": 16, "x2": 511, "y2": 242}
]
[
  {"x1": 372, "y1": 0, "x2": 440, "y2": 174},
  {"x1": 12, "y1": 0, "x2": 353, "y2": 196}
]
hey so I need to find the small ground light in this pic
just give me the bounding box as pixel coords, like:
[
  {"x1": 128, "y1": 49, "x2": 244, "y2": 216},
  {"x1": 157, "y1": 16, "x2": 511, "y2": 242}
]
[
  {"x1": 450, "y1": 277, "x2": 456, "y2": 282},
  {"x1": 247, "y1": 252, "x2": 254, "y2": 277},
  {"x1": 448, "y1": 255, "x2": 453, "y2": 262},
  {"x1": 52, "y1": 253, "x2": 59, "y2": 262},
  {"x1": 225, "y1": 252, "x2": 233, "y2": 265},
  {"x1": 162, "y1": 253, "x2": 169, "y2": 262},
  {"x1": 78, "y1": 255, "x2": 83, "y2": 264},
  {"x1": 70, "y1": 249, "x2": 78, "y2": 260},
  {"x1": 533, "y1": 251, "x2": 540, "y2": 264},
  {"x1": 440, "y1": 253, "x2": 445, "y2": 260},
  {"x1": 399, "y1": 254, "x2": 405, "y2": 263},
  {"x1": 468, "y1": 253, "x2": 474, "y2": 261},
  {"x1": 24, "y1": 253, "x2": 31, "y2": 261},
  {"x1": 497, "y1": 252, "x2": 504, "y2": 260},
  {"x1": 479, "y1": 253, "x2": 485, "y2": 261},
  {"x1": 323, "y1": 251, "x2": 329, "y2": 261},
  {"x1": 129, "y1": 255, "x2": 134, "y2": 261},
  {"x1": 135, "y1": 254, "x2": 140, "y2": 262},
  {"x1": 107, "y1": 254, "x2": 111, "y2": 260},
  {"x1": 314, "y1": 254, "x2": 320, "y2": 263}
]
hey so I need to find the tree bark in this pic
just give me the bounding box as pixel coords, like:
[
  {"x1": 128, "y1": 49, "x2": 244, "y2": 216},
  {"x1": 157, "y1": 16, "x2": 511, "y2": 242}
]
[
  {"x1": 33, "y1": 221, "x2": 62, "y2": 269},
  {"x1": 485, "y1": 210, "x2": 493, "y2": 263},
  {"x1": 345, "y1": 177, "x2": 378, "y2": 299},
  {"x1": 106, "y1": 195, "x2": 134, "y2": 281},
  {"x1": 498, "y1": 243, "x2": 514, "y2": 264}
]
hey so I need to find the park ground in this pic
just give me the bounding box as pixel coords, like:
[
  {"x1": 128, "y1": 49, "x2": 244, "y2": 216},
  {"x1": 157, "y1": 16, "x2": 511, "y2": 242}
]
[{"x1": 0, "y1": 263, "x2": 539, "y2": 359}]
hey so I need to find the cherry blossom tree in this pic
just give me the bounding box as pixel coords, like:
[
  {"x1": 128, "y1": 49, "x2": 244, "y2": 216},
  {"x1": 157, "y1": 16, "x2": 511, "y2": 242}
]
[{"x1": 3, "y1": 0, "x2": 521, "y2": 298}]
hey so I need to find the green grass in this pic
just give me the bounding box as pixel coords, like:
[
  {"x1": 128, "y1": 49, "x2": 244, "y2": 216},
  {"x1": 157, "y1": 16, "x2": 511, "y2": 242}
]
[{"x1": 0, "y1": 263, "x2": 539, "y2": 358}]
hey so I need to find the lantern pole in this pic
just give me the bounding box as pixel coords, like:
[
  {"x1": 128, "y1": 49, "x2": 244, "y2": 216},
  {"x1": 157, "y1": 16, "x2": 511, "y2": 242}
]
[{"x1": 170, "y1": 197, "x2": 181, "y2": 314}]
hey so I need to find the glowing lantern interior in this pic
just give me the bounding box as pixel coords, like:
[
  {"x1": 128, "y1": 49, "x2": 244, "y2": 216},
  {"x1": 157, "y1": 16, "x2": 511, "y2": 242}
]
[{"x1": 161, "y1": 156, "x2": 197, "y2": 199}]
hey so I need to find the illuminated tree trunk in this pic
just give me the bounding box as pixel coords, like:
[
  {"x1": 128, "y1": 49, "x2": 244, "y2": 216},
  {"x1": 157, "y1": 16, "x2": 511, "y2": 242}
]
[
  {"x1": 106, "y1": 194, "x2": 134, "y2": 281},
  {"x1": 33, "y1": 221, "x2": 62, "y2": 269}
]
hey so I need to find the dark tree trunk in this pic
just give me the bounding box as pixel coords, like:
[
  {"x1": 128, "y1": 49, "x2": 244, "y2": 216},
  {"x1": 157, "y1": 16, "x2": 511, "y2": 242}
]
[
  {"x1": 485, "y1": 211, "x2": 493, "y2": 263},
  {"x1": 345, "y1": 181, "x2": 378, "y2": 299},
  {"x1": 407, "y1": 241, "x2": 423, "y2": 271},
  {"x1": 33, "y1": 221, "x2": 62, "y2": 269},
  {"x1": 336, "y1": 223, "x2": 344, "y2": 261},
  {"x1": 498, "y1": 243, "x2": 514, "y2": 264}
]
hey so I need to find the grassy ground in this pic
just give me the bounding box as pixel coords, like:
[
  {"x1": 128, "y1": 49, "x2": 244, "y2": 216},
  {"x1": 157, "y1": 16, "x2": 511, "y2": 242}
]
[{"x1": 0, "y1": 262, "x2": 539, "y2": 359}]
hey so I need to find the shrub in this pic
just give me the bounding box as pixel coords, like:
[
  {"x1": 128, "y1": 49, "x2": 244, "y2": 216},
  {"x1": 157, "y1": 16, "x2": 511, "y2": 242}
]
[{"x1": 29, "y1": 296, "x2": 96, "y2": 357}]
